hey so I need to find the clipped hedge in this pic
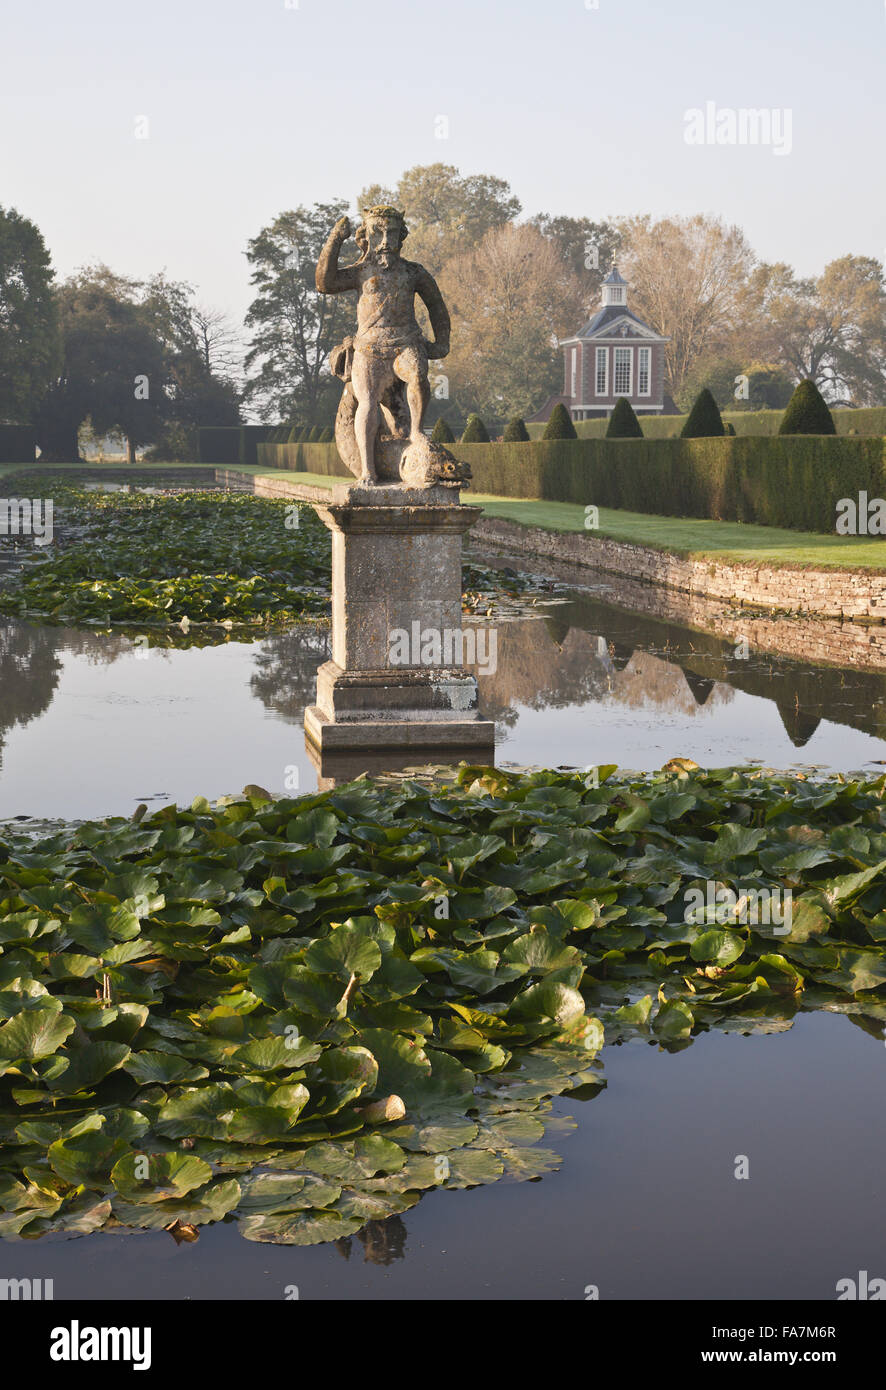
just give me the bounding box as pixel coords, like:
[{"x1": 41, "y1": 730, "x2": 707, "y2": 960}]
[
  {"x1": 256, "y1": 442, "x2": 350, "y2": 477},
  {"x1": 528, "y1": 405, "x2": 886, "y2": 441},
  {"x1": 197, "y1": 426, "x2": 276, "y2": 466},
  {"x1": 0, "y1": 425, "x2": 37, "y2": 464},
  {"x1": 455, "y1": 435, "x2": 886, "y2": 534}
]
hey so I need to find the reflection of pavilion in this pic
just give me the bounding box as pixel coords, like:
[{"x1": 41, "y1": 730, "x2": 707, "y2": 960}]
[{"x1": 467, "y1": 588, "x2": 886, "y2": 752}]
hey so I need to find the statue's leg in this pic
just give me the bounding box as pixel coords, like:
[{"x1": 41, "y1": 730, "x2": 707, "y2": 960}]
[
  {"x1": 350, "y1": 351, "x2": 384, "y2": 484},
  {"x1": 394, "y1": 347, "x2": 430, "y2": 443}
]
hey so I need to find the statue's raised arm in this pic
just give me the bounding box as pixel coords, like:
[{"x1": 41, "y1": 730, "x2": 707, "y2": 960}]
[
  {"x1": 316, "y1": 205, "x2": 470, "y2": 493},
  {"x1": 315, "y1": 216, "x2": 361, "y2": 295}
]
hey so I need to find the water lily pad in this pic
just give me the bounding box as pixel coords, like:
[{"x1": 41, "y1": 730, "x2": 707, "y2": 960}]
[{"x1": 111, "y1": 1151, "x2": 213, "y2": 1202}]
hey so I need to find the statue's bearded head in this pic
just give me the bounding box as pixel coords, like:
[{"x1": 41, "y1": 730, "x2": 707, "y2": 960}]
[{"x1": 357, "y1": 206, "x2": 408, "y2": 267}]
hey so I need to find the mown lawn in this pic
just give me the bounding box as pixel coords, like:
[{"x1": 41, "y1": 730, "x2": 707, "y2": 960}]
[{"x1": 470, "y1": 495, "x2": 886, "y2": 572}]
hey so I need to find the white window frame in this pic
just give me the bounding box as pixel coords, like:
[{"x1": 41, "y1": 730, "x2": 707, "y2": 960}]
[
  {"x1": 595, "y1": 347, "x2": 608, "y2": 396},
  {"x1": 609, "y1": 286, "x2": 625, "y2": 303},
  {"x1": 571, "y1": 348, "x2": 578, "y2": 399},
  {"x1": 638, "y1": 346, "x2": 651, "y2": 397},
  {"x1": 614, "y1": 346, "x2": 632, "y2": 396}
]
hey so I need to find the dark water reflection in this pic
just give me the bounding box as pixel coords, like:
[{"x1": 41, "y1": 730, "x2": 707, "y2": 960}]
[{"x1": 1, "y1": 567, "x2": 884, "y2": 819}]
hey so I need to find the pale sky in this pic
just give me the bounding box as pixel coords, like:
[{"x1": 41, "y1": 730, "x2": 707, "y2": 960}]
[{"x1": 2, "y1": 0, "x2": 884, "y2": 327}]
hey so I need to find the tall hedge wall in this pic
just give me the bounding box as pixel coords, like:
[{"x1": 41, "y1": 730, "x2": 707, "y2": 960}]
[
  {"x1": 454, "y1": 435, "x2": 886, "y2": 534},
  {"x1": 0, "y1": 426, "x2": 37, "y2": 464},
  {"x1": 256, "y1": 442, "x2": 350, "y2": 477},
  {"x1": 197, "y1": 426, "x2": 274, "y2": 466},
  {"x1": 527, "y1": 406, "x2": 886, "y2": 442},
  {"x1": 198, "y1": 427, "x2": 241, "y2": 465}
]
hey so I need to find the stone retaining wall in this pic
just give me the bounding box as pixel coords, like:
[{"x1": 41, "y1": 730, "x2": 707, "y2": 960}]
[
  {"x1": 472, "y1": 517, "x2": 886, "y2": 623},
  {"x1": 215, "y1": 469, "x2": 332, "y2": 504}
]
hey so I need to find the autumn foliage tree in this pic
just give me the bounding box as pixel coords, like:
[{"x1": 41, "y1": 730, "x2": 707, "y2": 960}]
[
  {"x1": 441, "y1": 222, "x2": 583, "y2": 425},
  {"x1": 618, "y1": 215, "x2": 755, "y2": 401}
]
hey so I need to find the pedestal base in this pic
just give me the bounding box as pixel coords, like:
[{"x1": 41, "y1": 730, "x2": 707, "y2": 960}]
[{"x1": 305, "y1": 704, "x2": 495, "y2": 752}]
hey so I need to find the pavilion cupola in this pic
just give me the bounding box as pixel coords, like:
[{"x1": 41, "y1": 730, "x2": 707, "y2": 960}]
[{"x1": 601, "y1": 266, "x2": 628, "y2": 308}]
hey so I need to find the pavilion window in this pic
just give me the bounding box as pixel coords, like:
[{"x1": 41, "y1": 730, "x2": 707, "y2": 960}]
[
  {"x1": 638, "y1": 347, "x2": 651, "y2": 396},
  {"x1": 614, "y1": 347, "x2": 631, "y2": 395},
  {"x1": 595, "y1": 347, "x2": 608, "y2": 395}
]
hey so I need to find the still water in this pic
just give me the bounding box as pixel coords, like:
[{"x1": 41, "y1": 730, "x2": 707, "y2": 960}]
[
  {"x1": 1, "y1": 565, "x2": 884, "y2": 1298},
  {"x1": 1, "y1": 568, "x2": 884, "y2": 820}
]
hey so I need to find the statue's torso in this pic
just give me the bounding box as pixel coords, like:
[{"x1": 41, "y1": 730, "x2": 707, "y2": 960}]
[{"x1": 355, "y1": 260, "x2": 423, "y2": 354}]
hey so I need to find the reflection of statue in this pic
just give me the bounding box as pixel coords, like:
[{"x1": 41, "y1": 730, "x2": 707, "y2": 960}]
[{"x1": 316, "y1": 207, "x2": 470, "y2": 491}]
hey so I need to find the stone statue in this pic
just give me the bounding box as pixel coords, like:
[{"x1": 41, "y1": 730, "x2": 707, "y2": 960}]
[{"x1": 316, "y1": 206, "x2": 471, "y2": 491}]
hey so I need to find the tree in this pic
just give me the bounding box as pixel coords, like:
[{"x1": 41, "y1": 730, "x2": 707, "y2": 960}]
[
  {"x1": 680, "y1": 387, "x2": 725, "y2": 438},
  {"x1": 37, "y1": 267, "x2": 239, "y2": 462},
  {"x1": 743, "y1": 362, "x2": 795, "y2": 410},
  {"x1": 134, "y1": 272, "x2": 240, "y2": 460},
  {"x1": 244, "y1": 201, "x2": 356, "y2": 426},
  {"x1": 431, "y1": 417, "x2": 455, "y2": 443},
  {"x1": 441, "y1": 222, "x2": 583, "y2": 424},
  {"x1": 606, "y1": 397, "x2": 643, "y2": 438},
  {"x1": 191, "y1": 304, "x2": 243, "y2": 383},
  {"x1": 0, "y1": 206, "x2": 60, "y2": 423},
  {"x1": 618, "y1": 215, "x2": 755, "y2": 400},
  {"x1": 778, "y1": 378, "x2": 835, "y2": 434},
  {"x1": 35, "y1": 267, "x2": 166, "y2": 462},
  {"x1": 544, "y1": 403, "x2": 577, "y2": 439},
  {"x1": 503, "y1": 417, "x2": 530, "y2": 442},
  {"x1": 461, "y1": 413, "x2": 490, "y2": 442},
  {"x1": 676, "y1": 354, "x2": 746, "y2": 413},
  {"x1": 742, "y1": 257, "x2": 886, "y2": 406},
  {"x1": 530, "y1": 214, "x2": 623, "y2": 325},
  {"x1": 359, "y1": 164, "x2": 521, "y2": 278}
]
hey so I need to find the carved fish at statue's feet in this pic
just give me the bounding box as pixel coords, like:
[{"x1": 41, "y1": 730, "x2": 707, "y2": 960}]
[{"x1": 399, "y1": 437, "x2": 472, "y2": 489}]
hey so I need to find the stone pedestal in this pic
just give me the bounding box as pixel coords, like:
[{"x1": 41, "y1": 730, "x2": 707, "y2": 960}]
[{"x1": 304, "y1": 482, "x2": 496, "y2": 756}]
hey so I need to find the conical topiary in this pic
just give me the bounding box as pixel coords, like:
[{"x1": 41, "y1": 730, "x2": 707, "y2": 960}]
[
  {"x1": 724, "y1": 421, "x2": 736, "y2": 436},
  {"x1": 297, "y1": 425, "x2": 312, "y2": 443},
  {"x1": 543, "y1": 403, "x2": 577, "y2": 440},
  {"x1": 680, "y1": 388, "x2": 725, "y2": 438},
  {"x1": 431, "y1": 417, "x2": 455, "y2": 443},
  {"x1": 461, "y1": 414, "x2": 490, "y2": 443},
  {"x1": 287, "y1": 425, "x2": 301, "y2": 444},
  {"x1": 503, "y1": 417, "x2": 530, "y2": 442},
  {"x1": 319, "y1": 426, "x2": 334, "y2": 442},
  {"x1": 309, "y1": 425, "x2": 323, "y2": 442},
  {"x1": 605, "y1": 397, "x2": 643, "y2": 438},
  {"x1": 778, "y1": 378, "x2": 835, "y2": 435}
]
